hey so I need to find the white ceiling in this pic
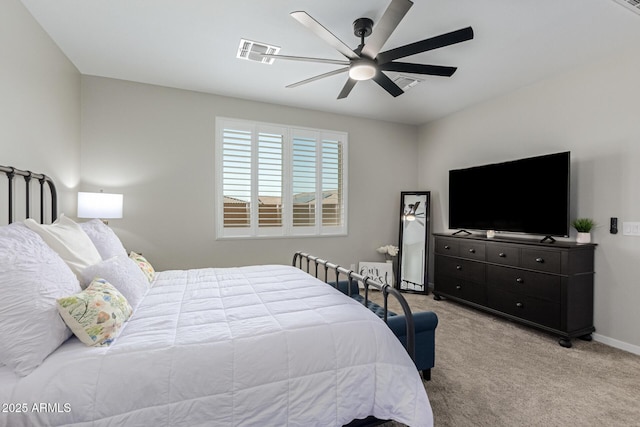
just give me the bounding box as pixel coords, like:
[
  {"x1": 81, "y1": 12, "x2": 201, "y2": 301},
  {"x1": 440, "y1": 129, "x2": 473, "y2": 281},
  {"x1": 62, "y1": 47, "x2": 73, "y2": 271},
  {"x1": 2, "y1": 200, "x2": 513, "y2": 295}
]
[{"x1": 20, "y1": 0, "x2": 640, "y2": 125}]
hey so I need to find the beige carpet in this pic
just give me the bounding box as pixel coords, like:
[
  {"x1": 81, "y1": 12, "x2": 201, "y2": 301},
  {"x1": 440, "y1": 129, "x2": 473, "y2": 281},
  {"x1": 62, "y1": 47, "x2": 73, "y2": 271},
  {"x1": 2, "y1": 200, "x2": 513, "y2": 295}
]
[{"x1": 370, "y1": 291, "x2": 640, "y2": 427}]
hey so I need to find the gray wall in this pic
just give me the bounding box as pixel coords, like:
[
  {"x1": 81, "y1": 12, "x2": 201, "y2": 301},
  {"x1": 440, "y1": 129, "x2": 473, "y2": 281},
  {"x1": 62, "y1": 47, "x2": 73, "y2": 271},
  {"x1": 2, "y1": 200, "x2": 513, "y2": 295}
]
[
  {"x1": 0, "y1": 0, "x2": 81, "y2": 215},
  {"x1": 418, "y1": 47, "x2": 640, "y2": 353},
  {"x1": 80, "y1": 76, "x2": 419, "y2": 271}
]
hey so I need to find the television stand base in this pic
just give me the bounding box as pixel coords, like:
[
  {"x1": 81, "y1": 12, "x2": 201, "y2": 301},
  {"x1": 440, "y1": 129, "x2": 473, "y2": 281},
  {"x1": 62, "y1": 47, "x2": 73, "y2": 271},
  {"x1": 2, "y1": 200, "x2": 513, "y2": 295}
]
[
  {"x1": 452, "y1": 229, "x2": 472, "y2": 236},
  {"x1": 540, "y1": 235, "x2": 556, "y2": 243}
]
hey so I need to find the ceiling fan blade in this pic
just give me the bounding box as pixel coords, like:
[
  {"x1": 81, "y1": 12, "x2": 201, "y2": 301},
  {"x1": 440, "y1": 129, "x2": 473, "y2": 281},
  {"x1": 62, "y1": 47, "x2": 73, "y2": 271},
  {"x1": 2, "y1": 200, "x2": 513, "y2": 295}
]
[
  {"x1": 372, "y1": 72, "x2": 404, "y2": 97},
  {"x1": 377, "y1": 26, "x2": 474, "y2": 64},
  {"x1": 337, "y1": 78, "x2": 357, "y2": 99},
  {"x1": 261, "y1": 53, "x2": 350, "y2": 66},
  {"x1": 361, "y1": 0, "x2": 413, "y2": 59},
  {"x1": 286, "y1": 67, "x2": 349, "y2": 88},
  {"x1": 290, "y1": 11, "x2": 359, "y2": 60},
  {"x1": 379, "y1": 62, "x2": 457, "y2": 77}
]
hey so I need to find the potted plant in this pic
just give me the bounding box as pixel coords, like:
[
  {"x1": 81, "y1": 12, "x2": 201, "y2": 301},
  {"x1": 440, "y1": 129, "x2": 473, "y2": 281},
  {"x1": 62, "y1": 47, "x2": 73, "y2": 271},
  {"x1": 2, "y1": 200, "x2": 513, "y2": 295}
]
[{"x1": 571, "y1": 218, "x2": 596, "y2": 244}]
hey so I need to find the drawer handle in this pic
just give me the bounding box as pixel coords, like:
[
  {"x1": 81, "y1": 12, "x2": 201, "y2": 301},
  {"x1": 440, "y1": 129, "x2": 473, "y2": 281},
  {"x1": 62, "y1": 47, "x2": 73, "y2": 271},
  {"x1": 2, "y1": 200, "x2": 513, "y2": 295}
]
[
  {"x1": 535, "y1": 257, "x2": 544, "y2": 263},
  {"x1": 516, "y1": 302, "x2": 524, "y2": 308},
  {"x1": 456, "y1": 285, "x2": 462, "y2": 290},
  {"x1": 469, "y1": 248, "x2": 476, "y2": 254},
  {"x1": 516, "y1": 277, "x2": 524, "y2": 284},
  {"x1": 444, "y1": 245, "x2": 450, "y2": 250},
  {"x1": 456, "y1": 265, "x2": 462, "y2": 271},
  {"x1": 499, "y1": 252, "x2": 506, "y2": 258}
]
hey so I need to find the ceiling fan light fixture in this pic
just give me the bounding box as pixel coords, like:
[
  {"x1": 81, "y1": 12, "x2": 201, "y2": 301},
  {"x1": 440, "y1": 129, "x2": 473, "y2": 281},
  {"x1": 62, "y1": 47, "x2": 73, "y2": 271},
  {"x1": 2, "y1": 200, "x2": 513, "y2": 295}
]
[{"x1": 349, "y1": 60, "x2": 377, "y2": 80}]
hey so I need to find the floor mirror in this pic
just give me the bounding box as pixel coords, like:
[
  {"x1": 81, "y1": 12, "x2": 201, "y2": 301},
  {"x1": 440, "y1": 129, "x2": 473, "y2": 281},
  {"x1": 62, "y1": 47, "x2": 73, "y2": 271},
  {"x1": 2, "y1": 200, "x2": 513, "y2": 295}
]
[{"x1": 397, "y1": 191, "x2": 430, "y2": 294}]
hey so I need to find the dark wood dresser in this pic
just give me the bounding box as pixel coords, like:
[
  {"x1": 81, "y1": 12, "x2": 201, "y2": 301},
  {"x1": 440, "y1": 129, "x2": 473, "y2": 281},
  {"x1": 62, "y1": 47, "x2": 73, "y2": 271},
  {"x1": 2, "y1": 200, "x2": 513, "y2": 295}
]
[{"x1": 433, "y1": 233, "x2": 595, "y2": 347}]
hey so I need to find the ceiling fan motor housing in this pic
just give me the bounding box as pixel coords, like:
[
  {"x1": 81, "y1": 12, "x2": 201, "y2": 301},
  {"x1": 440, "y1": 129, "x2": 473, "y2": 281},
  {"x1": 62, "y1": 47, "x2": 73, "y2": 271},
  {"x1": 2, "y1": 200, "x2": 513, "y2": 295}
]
[{"x1": 353, "y1": 17, "x2": 374, "y2": 38}]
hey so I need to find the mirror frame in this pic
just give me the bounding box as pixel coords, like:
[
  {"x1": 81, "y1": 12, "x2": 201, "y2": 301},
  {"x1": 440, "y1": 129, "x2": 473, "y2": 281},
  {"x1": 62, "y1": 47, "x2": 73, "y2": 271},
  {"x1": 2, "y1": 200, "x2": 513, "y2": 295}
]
[{"x1": 396, "y1": 191, "x2": 431, "y2": 294}]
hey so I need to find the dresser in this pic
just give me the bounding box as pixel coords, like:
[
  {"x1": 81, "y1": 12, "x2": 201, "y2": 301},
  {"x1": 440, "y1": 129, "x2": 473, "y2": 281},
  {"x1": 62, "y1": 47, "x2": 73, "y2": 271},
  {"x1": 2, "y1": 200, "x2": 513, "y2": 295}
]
[{"x1": 433, "y1": 233, "x2": 595, "y2": 347}]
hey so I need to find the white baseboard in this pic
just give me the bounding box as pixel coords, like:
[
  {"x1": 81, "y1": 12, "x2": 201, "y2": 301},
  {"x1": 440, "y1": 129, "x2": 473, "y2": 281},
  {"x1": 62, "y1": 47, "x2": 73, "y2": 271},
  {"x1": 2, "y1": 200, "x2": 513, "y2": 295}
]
[{"x1": 593, "y1": 333, "x2": 640, "y2": 356}]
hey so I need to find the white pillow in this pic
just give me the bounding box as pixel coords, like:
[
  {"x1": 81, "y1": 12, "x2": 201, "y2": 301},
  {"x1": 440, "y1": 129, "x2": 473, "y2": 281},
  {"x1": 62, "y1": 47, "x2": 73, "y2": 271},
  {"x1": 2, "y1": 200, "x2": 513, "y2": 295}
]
[
  {"x1": 0, "y1": 223, "x2": 82, "y2": 376},
  {"x1": 79, "y1": 218, "x2": 127, "y2": 259},
  {"x1": 24, "y1": 214, "x2": 102, "y2": 278},
  {"x1": 81, "y1": 256, "x2": 150, "y2": 310}
]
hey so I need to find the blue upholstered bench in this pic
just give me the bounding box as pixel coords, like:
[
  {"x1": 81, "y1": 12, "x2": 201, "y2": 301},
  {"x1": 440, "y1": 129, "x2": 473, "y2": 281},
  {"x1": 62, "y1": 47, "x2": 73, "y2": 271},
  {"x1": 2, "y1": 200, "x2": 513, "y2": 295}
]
[{"x1": 333, "y1": 281, "x2": 438, "y2": 380}]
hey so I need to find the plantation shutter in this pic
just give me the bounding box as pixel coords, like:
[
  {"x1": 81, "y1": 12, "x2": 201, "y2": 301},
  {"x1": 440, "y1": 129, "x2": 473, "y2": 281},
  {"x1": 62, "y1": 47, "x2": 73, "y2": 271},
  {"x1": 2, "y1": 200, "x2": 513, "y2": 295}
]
[
  {"x1": 216, "y1": 118, "x2": 347, "y2": 238},
  {"x1": 321, "y1": 137, "x2": 343, "y2": 228},
  {"x1": 222, "y1": 128, "x2": 252, "y2": 229},
  {"x1": 292, "y1": 133, "x2": 317, "y2": 231},
  {"x1": 257, "y1": 132, "x2": 283, "y2": 228}
]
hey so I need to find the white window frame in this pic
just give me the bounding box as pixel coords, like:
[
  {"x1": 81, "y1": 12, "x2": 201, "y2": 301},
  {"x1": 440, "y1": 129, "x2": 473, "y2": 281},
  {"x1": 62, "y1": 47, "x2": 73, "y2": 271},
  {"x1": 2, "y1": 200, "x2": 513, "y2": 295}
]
[{"x1": 215, "y1": 117, "x2": 348, "y2": 239}]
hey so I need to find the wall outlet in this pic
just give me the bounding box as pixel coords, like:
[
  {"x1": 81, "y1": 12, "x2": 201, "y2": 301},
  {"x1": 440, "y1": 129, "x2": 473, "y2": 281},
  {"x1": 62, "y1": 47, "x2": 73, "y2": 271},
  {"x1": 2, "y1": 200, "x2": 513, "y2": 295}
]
[{"x1": 622, "y1": 222, "x2": 640, "y2": 236}]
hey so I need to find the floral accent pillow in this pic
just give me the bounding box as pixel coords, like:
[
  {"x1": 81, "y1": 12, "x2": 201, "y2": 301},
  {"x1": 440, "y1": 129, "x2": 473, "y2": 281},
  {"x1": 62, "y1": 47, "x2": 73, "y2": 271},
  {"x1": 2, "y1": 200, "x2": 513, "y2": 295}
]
[
  {"x1": 129, "y1": 251, "x2": 155, "y2": 283},
  {"x1": 57, "y1": 278, "x2": 132, "y2": 347}
]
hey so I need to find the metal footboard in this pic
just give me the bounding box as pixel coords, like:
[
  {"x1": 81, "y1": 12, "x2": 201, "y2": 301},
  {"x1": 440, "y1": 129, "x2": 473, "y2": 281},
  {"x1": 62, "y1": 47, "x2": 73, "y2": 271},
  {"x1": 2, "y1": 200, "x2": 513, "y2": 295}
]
[{"x1": 292, "y1": 251, "x2": 415, "y2": 361}]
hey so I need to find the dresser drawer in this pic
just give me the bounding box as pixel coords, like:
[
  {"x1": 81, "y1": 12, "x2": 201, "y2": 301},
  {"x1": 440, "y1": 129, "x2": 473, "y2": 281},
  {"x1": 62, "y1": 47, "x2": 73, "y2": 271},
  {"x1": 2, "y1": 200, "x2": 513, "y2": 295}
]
[
  {"x1": 521, "y1": 249, "x2": 562, "y2": 273},
  {"x1": 458, "y1": 241, "x2": 486, "y2": 261},
  {"x1": 486, "y1": 244, "x2": 520, "y2": 266},
  {"x1": 487, "y1": 289, "x2": 561, "y2": 329},
  {"x1": 435, "y1": 238, "x2": 459, "y2": 256},
  {"x1": 435, "y1": 276, "x2": 486, "y2": 305},
  {"x1": 436, "y1": 256, "x2": 486, "y2": 283},
  {"x1": 487, "y1": 265, "x2": 560, "y2": 302}
]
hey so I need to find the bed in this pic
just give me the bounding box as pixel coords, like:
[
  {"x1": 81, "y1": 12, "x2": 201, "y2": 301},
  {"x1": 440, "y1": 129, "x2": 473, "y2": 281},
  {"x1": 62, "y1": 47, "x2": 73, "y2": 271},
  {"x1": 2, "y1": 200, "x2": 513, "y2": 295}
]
[{"x1": 0, "y1": 165, "x2": 432, "y2": 427}]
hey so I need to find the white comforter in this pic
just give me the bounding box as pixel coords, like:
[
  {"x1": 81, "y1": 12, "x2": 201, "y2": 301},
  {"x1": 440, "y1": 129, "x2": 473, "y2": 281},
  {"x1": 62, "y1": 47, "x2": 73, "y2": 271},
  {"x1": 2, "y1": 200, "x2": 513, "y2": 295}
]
[{"x1": 0, "y1": 265, "x2": 432, "y2": 427}]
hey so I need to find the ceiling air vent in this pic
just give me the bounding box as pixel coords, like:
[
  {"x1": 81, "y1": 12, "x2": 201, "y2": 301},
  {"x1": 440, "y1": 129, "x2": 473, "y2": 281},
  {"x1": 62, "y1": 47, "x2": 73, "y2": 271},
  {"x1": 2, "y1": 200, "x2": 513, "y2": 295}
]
[
  {"x1": 236, "y1": 39, "x2": 281, "y2": 64},
  {"x1": 392, "y1": 75, "x2": 423, "y2": 91},
  {"x1": 611, "y1": 0, "x2": 640, "y2": 15}
]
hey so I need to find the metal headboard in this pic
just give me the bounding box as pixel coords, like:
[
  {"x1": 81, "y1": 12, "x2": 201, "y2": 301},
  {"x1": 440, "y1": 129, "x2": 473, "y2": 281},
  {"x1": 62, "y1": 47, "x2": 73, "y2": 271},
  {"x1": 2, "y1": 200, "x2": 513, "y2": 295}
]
[{"x1": 1, "y1": 165, "x2": 58, "y2": 224}]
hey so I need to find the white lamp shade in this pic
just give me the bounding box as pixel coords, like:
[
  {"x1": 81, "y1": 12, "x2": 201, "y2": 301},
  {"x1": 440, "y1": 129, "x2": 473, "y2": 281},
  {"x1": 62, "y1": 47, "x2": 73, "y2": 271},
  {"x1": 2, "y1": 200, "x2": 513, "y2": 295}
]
[{"x1": 77, "y1": 192, "x2": 123, "y2": 219}]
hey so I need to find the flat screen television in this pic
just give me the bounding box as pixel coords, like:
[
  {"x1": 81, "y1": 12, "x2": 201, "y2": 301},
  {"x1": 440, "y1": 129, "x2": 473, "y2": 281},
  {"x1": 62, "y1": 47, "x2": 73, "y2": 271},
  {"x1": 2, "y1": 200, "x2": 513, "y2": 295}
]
[{"x1": 449, "y1": 151, "x2": 570, "y2": 238}]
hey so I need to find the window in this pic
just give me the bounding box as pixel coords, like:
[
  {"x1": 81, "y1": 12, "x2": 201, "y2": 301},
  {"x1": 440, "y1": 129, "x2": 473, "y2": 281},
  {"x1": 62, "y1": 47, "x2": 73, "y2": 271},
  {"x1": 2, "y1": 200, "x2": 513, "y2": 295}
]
[{"x1": 215, "y1": 117, "x2": 347, "y2": 238}]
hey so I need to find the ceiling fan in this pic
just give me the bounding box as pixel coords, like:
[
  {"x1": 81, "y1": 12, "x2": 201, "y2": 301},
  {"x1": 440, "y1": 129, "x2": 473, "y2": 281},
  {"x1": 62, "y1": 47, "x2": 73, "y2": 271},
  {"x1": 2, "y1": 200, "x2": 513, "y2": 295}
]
[
  {"x1": 262, "y1": 0, "x2": 474, "y2": 99},
  {"x1": 404, "y1": 201, "x2": 425, "y2": 226}
]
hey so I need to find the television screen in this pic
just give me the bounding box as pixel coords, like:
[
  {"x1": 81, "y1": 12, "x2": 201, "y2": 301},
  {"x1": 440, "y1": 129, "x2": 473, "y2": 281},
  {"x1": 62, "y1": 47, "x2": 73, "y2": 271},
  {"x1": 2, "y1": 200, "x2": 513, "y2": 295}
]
[{"x1": 449, "y1": 152, "x2": 570, "y2": 237}]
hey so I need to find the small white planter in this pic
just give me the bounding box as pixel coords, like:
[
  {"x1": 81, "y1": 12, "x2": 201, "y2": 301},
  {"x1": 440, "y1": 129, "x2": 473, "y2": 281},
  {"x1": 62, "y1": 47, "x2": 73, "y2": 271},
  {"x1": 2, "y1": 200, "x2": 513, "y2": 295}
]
[{"x1": 576, "y1": 232, "x2": 591, "y2": 244}]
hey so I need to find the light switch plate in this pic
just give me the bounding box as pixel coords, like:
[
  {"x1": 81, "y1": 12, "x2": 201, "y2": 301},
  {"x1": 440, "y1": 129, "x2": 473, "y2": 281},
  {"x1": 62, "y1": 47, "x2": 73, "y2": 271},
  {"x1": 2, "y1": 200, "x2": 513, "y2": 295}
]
[{"x1": 622, "y1": 222, "x2": 640, "y2": 236}]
